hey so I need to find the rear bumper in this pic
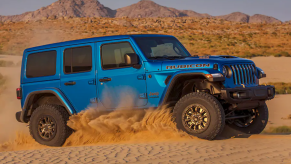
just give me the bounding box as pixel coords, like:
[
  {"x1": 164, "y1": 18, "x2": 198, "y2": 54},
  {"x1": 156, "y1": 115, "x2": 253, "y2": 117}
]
[
  {"x1": 221, "y1": 85, "x2": 275, "y2": 104},
  {"x1": 16, "y1": 111, "x2": 22, "y2": 123}
]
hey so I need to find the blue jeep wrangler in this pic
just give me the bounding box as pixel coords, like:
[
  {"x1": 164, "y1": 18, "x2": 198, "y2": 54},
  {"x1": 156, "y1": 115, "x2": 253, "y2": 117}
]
[{"x1": 16, "y1": 34, "x2": 275, "y2": 146}]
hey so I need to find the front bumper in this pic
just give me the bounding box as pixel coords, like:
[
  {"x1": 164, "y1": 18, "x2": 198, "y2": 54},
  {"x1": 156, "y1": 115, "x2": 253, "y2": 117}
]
[{"x1": 221, "y1": 85, "x2": 275, "y2": 104}]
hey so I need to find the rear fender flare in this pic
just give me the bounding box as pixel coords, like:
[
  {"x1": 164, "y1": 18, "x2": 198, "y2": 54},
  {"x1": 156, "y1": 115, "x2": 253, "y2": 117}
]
[{"x1": 21, "y1": 89, "x2": 75, "y2": 123}]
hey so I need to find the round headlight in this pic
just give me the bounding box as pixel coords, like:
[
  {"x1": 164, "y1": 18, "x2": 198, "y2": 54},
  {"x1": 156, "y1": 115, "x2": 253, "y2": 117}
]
[{"x1": 222, "y1": 66, "x2": 232, "y2": 78}]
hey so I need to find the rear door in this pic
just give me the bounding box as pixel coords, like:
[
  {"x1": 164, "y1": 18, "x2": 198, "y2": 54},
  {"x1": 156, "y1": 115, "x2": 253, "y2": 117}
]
[
  {"x1": 97, "y1": 40, "x2": 147, "y2": 109},
  {"x1": 60, "y1": 43, "x2": 97, "y2": 113}
]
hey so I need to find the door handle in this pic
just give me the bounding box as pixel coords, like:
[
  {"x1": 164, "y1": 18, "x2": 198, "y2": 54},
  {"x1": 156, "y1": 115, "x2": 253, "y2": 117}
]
[
  {"x1": 99, "y1": 78, "x2": 112, "y2": 82},
  {"x1": 64, "y1": 81, "x2": 76, "y2": 86}
]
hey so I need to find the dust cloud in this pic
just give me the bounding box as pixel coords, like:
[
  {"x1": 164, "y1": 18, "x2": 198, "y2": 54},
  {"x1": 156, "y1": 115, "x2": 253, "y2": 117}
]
[
  {"x1": 0, "y1": 28, "x2": 67, "y2": 143},
  {"x1": 0, "y1": 66, "x2": 27, "y2": 144},
  {"x1": 0, "y1": 107, "x2": 194, "y2": 152}
]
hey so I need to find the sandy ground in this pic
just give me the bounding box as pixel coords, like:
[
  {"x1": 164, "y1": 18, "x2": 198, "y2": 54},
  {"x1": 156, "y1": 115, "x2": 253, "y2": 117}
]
[
  {"x1": 251, "y1": 56, "x2": 291, "y2": 83},
  {"x1": 0, "y1": 136, "x2": 291, "y2": 164},
  {"x1": 0, "y1": 55, "x2": 291, "y2": 163}
]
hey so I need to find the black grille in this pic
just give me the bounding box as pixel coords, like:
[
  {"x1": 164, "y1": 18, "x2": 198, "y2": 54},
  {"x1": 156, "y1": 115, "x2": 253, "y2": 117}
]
[{"x1": 230, "y1": 64, "x2": 256, "y2": 85}]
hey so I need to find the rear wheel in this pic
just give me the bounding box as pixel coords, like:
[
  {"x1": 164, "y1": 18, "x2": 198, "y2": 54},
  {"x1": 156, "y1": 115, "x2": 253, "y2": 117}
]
[
  {"x1": 29, "y1": 104, "x2": 72, "y2": 147},
  {"x1": 173, "y1": 92, "x2": 225, "y2": 140},
  {"x1": 227, "y1": 104, "x2": 269, "y2": 134}
]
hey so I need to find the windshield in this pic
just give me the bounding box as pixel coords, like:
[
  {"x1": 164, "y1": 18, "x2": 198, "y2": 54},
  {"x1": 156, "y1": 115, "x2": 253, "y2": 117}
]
[{"x1": 134, "y1": 37, "x2": 191, "y2": 59}]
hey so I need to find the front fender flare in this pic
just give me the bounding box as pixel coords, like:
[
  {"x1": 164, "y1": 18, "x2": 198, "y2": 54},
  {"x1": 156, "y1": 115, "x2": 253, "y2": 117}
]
[{"x1": 159, "y1": 69, "x2": 224, "y2": 106}]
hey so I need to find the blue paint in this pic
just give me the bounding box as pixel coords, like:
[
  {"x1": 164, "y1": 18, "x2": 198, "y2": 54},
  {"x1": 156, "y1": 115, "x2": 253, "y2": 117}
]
[{"x1": 20, "y1": 34, "x2": 261, "y2": 115}]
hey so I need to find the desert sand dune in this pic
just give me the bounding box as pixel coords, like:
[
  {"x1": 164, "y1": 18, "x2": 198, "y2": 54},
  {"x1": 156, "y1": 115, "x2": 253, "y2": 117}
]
[
  {"x1": 1, "y1": 136, "x2": 291, "y2": 164},
  {"x1": 1, "y1": 55, "x2": 291, "y2": 163}
]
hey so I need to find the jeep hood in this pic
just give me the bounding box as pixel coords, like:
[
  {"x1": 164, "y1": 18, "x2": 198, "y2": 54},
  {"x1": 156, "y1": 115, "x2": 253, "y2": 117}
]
[{"x1": 160, "y1": 56, "x2": 254, "y2": 71}]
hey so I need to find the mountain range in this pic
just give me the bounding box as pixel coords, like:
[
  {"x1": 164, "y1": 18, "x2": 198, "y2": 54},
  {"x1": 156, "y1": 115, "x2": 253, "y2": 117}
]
[{"x1": 0, "y1": 0, "x2": 283, "y2": 23}]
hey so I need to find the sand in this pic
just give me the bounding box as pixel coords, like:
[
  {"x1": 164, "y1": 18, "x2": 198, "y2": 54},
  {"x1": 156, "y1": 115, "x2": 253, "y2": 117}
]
[
  {"x1": 251, "y1": 56, "x2": 291, "y2": 83},
  {"x1": 0, "y1": 55, "x2": 291, "y2": 163},
  {"x1": 1, "y1": 136, "x2": 291, "y2": 164}
]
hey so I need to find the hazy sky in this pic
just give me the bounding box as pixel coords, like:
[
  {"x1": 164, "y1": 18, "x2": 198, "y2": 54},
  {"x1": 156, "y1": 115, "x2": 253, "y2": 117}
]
[{"x1": 0, "y1": 0, "x2": 290, "y2": 21}]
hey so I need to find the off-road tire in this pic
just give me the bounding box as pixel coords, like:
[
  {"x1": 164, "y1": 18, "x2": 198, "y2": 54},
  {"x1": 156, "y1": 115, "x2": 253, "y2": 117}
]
[
  {"x1": 29, "y1": 104, "x2": 72, "y2": 147},
  {"x1": 173, "y1": 92, "x2": 225, "y2": 140},
  {"x1": 227, "y1": 103, "x2": 269, "y2": 134}
]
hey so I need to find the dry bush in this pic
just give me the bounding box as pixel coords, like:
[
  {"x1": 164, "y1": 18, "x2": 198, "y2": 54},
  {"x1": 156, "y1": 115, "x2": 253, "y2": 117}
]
[
  {"x1": 0, "y1": 60, "x2": 14, "y2": 67},
  {"x1": 263, "y1": 126, "x2": 291, "y2": 134},
  {"x1": 266, "y1": 82, "x2": 291, "y2": 94},
  {"x1": 0, "y1": 73, "x2": 5, "y2": 86}
]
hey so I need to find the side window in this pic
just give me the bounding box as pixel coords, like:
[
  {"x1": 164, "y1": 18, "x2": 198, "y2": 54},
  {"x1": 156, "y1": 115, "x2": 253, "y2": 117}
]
[
  {"x1": 26, "y1": 51, "x2": 57, "y2": 78},
  {"x1": 64, "y1": 46, "x2": 92, "y2": 74},
  {"x1": 101, "y1": 42, "x2": 135, "y2": 70}
]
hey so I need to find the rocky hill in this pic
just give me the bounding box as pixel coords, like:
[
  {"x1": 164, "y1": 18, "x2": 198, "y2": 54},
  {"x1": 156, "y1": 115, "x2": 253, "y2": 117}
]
[
  {"x1": 0, "y1": 0, "x2": 115, "y2": 22},
  {"x1": 216, "y1": 12, "x2": 250, "y2": 23},
  {"x1": 249, "y1": 14, "x2": 282, "y2": 23},
  {"x1": 115, "y1": 0, "x2": 208, "y2": 18},
  {"x1": 0, "y1": 0, "x2": 283, "y2": 23}
]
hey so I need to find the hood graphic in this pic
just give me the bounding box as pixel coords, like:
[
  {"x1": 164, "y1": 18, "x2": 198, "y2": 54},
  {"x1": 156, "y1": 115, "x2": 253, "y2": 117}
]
[{"x1": 161, "y1": 56, "x2": 254, "y2": 71}]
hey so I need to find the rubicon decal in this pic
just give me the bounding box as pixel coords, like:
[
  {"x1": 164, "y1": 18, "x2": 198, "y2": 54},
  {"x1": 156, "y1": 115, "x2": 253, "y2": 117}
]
[{"x1": 166, "y1": 64, "x2": 211, "y2": 70}]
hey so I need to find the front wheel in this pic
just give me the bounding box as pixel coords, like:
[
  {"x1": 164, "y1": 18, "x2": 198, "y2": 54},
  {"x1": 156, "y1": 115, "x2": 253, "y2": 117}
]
[{"x1": 173, "y1": 92, "x2": 225, "y2": 140}]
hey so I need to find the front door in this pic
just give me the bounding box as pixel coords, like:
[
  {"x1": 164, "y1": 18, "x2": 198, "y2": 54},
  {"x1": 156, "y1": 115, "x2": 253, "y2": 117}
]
[
  {"x1": 60, "y1": 43, "x2": 97, "y2": 113},
  {"x1": 97, "y1": 40, "x2": 147, "y2": 109}
]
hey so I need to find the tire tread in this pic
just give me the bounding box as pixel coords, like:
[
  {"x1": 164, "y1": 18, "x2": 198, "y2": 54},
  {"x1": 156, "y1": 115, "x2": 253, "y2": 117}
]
[
  {"x1": 29, "y1": 104, "x2": 71, "y2": 146},
  {"x1": 173, "y1": 92, "x2": 225, "y2": 140}
]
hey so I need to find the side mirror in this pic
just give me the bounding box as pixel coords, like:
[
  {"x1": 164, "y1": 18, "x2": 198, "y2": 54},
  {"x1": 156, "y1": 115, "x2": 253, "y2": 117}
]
[{"x1": 124, "y1": 53, "x2": 141, "y2": 69}]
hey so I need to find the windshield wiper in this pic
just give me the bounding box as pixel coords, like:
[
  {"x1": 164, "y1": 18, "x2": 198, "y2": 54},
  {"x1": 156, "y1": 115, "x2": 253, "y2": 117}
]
[
  {"x1": 148, "y1": 56, "x2": 167, "y2": 60},
  {"x1": 148, "y1": 56, "x2": 187, "y2": 60},
  {"x1": 165, "y1": 56, "x2": 187, "y2": 59}
]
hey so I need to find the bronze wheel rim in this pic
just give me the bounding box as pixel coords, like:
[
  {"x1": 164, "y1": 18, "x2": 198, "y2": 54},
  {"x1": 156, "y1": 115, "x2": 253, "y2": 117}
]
[
  {"x1": 38, "y1": 116, "x2": 57, "y2": 141},
  {"x1": 182, "y1": 104, "x2": 210, "y2": 133}
]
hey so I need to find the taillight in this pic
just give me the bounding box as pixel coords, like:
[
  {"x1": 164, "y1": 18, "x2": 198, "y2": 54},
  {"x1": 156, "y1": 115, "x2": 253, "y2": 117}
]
[{"x1": 16, "y1": 88, "x2": 22, "y2": 99}]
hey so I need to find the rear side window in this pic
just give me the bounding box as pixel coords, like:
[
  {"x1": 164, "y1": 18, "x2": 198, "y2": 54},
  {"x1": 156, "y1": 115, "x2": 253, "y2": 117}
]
[
  {"x1": 26, "y1": 51, "x2": 57, "y2": 78},
  {"x1": 64, "y1": 46, "x2": 92, "y2": 74},
  {"x1": 101, "y1": 42, "x2": 135, "y2": 70}
]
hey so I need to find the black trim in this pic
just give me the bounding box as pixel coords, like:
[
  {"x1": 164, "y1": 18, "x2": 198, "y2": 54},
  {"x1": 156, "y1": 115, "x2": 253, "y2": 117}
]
[
  {"x1": 16, "y1": 112, "x2": 21, "y2": 123},
  {"x1": 208, "y1": 77, "x2": 225, "y2": 82},
  {"x1": 19, "y1": 90, "x2": 74, "y2": 123},
  {"x1": 221, "y1": 85, "x2": 275, "y2": 104},
  {"x1": 164, "y1": 75, "x2": 172, "y2": 85},
  {"x1": 161, "y1": 73, "x2": 224, "y2": 105}
]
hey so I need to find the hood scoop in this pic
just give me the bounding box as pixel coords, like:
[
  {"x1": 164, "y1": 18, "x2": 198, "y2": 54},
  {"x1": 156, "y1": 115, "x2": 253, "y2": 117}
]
[{"x1": 217, "y1": 55, "x2": 238, "y2": 59}]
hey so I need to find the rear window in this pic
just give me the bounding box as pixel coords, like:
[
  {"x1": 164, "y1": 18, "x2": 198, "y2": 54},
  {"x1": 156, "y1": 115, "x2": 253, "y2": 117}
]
[
  {"x1": 26, "y1": 51, "x2": 57, "y2": 78},
  {"x1": 64, "y1": 46, "x2": 92, "y2": 74}
]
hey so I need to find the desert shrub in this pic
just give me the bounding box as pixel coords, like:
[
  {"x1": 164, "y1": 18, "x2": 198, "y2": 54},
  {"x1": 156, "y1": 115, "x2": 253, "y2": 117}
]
[
  {"x1": 274, "y1": 51, "x2": 291, "y2": 57},
  {"x1": 0, "y1": 60, "x2": 14, "y2": 67},
  {"x1": 266, "y1": 82, "x2": 291, "y2": 94},
  {"x1": 241, "y1": 52, "x2": 263, "y2": 58},
  {"x1": 263, "y1": 126, "x2": 291, "y2": 134}
]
